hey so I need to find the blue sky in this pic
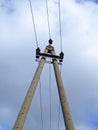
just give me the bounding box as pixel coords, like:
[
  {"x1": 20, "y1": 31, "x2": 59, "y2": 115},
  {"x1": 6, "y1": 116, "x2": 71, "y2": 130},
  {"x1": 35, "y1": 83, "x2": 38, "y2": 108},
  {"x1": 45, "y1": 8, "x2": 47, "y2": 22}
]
[
  {"x1": 0, "y1": 123, "x2": 11, "y2": 130},
  {"x1": 76, "y1": 0, "x2": 98, "y2": 3},
  {"x1": 0, "y1": 0, "x2": 98, "y2": 130}
]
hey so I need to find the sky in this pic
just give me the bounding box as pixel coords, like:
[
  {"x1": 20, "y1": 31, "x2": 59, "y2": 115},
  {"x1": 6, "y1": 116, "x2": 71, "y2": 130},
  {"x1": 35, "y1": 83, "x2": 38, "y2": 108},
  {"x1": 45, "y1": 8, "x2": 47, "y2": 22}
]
[{"x1": 0, "y1": 0, "x2": 98, "y2": 130}]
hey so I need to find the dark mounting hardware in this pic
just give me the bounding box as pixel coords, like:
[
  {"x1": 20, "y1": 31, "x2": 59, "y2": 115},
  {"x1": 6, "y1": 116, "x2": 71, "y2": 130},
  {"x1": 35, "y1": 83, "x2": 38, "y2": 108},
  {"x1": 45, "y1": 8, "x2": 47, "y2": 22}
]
[
  {"x1": 48, "y1": 39, "x2": 53, "y2": 45},
  {"x1": 59, "y1": 52, "x2": 64, "y2": 62},
  {"x1": 36, "y1": 47, "x2": 64, "y2": 63},
  {"x1": 36, "y1": 47, "x2": 40, "y2": 59},
  {"x1": 36, "y1": 39, "x2": 64, "y2": 62}
]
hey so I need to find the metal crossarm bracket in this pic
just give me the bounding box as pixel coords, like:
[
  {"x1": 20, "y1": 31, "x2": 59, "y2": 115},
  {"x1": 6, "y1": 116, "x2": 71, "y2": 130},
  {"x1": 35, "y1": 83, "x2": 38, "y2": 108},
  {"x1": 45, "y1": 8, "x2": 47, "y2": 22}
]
[
  {"x1": 36, "y1": 44, "x2": 64, "y2": 62},
  {"x1": 36, "y1": 52, "x2": 62, "y2": 59}
]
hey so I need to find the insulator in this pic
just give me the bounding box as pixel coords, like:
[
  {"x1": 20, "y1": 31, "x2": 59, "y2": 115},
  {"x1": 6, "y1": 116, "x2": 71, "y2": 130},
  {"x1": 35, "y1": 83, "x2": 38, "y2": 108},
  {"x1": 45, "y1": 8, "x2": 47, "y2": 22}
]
[
  {"x1": 36, "y1": 47, "x2": 40, "y2": 58},
  {"x1": 36, "y1": 47, "x2": 40, "y2": 54},
  {"x1": 60, "y1": 51, "x2": 64, "y2": 59},
  {"x1": 48, "y1": 39, "x2": 53, "y2": 45},
  {"x1": 59, "y1": 51, "x2": 64, "y2": 62}
]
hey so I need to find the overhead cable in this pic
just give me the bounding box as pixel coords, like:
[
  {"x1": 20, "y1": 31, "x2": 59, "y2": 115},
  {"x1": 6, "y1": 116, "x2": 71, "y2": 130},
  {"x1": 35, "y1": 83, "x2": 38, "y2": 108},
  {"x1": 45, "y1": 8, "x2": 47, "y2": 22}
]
[
  {"x1": 58, "y1": 2, "x2": 63, "y2": 127},
  {"x1": 28, "y1": 0, "x2": 39, "y2": 47},
  {"x1": 39, "y1": 79, "x2": 44, "y2": 130},
  {"x1": 58, "y1": 0, "x2": 62, "y2": 52},
  {"x1": 57, "y1": 64, "x2": 62, "y2": 130},
  {"x1": 58, "y1": 102, "x2": 60, "y2": 130},
  {"x1": 46, "y1": 0, "x2": 51, "y2": 39},
  {"x1": 49, "y1": 61, "x2": 52, "y2": 130}
]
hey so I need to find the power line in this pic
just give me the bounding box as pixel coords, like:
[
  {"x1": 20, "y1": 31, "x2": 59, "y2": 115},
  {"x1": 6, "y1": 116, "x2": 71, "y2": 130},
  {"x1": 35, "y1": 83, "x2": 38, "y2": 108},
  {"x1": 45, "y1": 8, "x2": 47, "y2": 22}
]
[
  {"x1": 28, "y1": 0, "x2": 39, "y2": 48},
  {"x1": 58, "y1": 0, "x2": 62, "y2": 52},
  {"x1": 39, "y1": 79, "x2": 44, "y2": 130},
  {"x1": 58, "y1": 1, "x2": 63, "y2": 127},
  {"x1": 46, "y1": 0, "x2": 51, "y2": 39},
  {"x1": 58, "y1": 102, "x2": 60, "y2": 130},
  {"x1": 49, "y1": 61, "x2": 52, "y2": 130},
  {"x1": 58, "y1": 65, "x2": 62, "y2": 130}
]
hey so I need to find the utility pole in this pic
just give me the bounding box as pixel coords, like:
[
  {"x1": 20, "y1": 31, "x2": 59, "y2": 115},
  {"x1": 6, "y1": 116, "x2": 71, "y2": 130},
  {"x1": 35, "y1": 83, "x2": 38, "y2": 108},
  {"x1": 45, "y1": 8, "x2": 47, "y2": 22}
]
[
  {"x1": 13, "y1": 49, "x2": 47, "y2": 130},
  {"x1": 13, "y1": 39, "x2": 74, "y2": 130},
  {"x1": 52, "y1": 51, "x2": 74, "y2": 130}
]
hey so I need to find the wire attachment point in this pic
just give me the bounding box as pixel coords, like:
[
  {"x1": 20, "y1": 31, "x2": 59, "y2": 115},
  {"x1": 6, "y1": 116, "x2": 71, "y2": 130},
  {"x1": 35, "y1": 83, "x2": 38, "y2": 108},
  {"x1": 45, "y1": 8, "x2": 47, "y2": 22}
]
[
  {"x1": 48, "y1": 39, "x2": 53, "y2": 45},
  {"x1": 59, "y1": 51, "x2": 64, "y2": 62},
  {"x1": 36, "y1": 47, "x2": 40, "y2": 59}
]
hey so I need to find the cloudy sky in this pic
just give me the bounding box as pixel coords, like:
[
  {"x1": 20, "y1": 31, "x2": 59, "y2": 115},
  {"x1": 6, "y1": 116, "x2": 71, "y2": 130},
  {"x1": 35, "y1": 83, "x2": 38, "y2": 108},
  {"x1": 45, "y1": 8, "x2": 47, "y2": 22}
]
[{"x1": 0, "y1": 0, "x2": 98, "y2": 130}]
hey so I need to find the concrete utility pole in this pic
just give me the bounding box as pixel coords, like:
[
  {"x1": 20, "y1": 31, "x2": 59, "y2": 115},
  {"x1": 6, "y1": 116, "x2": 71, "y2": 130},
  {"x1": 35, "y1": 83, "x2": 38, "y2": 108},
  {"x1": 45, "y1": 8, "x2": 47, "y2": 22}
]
[
  {"x1": 13, "y1": 49, "x2": 47, "y2": 130},
  {"x1": 52, "y1": 52, "x2": 74, "y2": 130},
  {"x1": 13, "y1": 41, "x2": 74, "y2": 130}
]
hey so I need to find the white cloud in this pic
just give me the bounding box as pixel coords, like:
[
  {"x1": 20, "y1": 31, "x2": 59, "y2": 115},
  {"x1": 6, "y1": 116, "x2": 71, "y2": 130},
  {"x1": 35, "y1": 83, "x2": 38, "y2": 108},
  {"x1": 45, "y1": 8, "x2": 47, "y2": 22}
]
[
  {"x1": 76, "y1": 125, "x2": 93, "y2": 130},
  {"x1": 0, "y1": 0, "x2": 98, "y2": 129}
]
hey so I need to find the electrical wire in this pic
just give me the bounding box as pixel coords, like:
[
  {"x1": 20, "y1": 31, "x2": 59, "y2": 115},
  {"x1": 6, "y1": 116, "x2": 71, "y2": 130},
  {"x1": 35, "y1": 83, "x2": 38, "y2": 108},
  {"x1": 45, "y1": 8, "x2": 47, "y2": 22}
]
[
  {"x1": 58, "y1": 65, "x2": 62, "y2": 130},
  {"x1": 58, "y1": 0, "x2": 63, "y2": 127},
  {"x1": 28, "y1": 0, "x2": 39, "y2": 48},
  {"x1": 49, "y1": 60, "x2": 52, "y2": 130},
  {"x1": 58, "y1": 102, "x2": 60, "y2": 130},
  {"x1": 46, "y1": 0, "x2": 51, "y2": 39},
  {"x1": 39, "y1": 79, "x2": 44, "y2": 130},
  {"x1": 58, "y1": 0, "x2": 62, "y2": 52}
]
